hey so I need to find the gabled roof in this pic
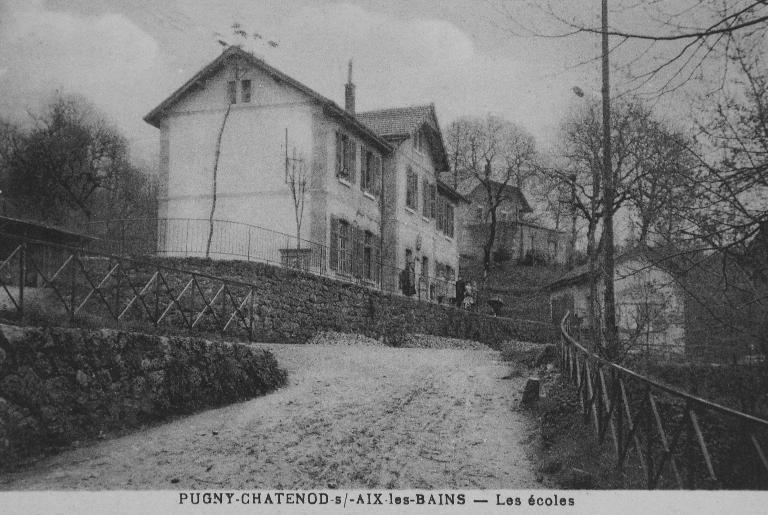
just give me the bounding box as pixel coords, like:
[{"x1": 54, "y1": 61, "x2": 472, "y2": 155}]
[
  {"x1": 463, "y1": 180, "x2": 533, "y2": 213},
  {"x1": 546, "y1": 245, "x2": 707, "y2": 291},
  {"x1": 143, "y1": 46, "x2": 391, "y2": 152},
  {"x1": 356, "y1": 104, "x2": 450, "y2": 172},
  {"x1": 356, "y1": 104, "x2": 435, "y2": 137},
  {"x1": 437, "y1": 180, "x2": 469, "y2": 204}
]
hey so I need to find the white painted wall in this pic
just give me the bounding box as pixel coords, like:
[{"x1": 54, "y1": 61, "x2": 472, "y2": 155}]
[
  {"x1": 389, "y1": 134, "x2": 459, "y2": 299},
  {"x1": 158, "y1": 58, "x2": 316, "y2": 260}
]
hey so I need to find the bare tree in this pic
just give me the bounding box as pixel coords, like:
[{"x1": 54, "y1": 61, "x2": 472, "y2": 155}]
[
  {"x1": 285, "y1": 141, "x2": 309, "y2": 248},
  {"x1": 205, "y1": 22, "x2": 280, "y2": 258},
  {"x1": 444, "y1": 115, "x2": 538, "y2": 276},
  {"x1": 0, "y1": 94, "x2": 142, "y2": 225},
  {"x1": 496, "y1": 0, "x2": 768, "y2": 97}
]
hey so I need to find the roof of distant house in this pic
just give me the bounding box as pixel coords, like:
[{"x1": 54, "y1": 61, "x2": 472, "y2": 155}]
[
  {"x1": 545, "y1": 245, "x2": 707, "y2": 291},
  {"x1": 461, "y1": 180, "x2": 533, "y2": 213},
  {"x1": 437, "y1": 180, "x2": 469, "y2": 204},
  {"x1": 144, "y1": 46, "x2": 390, "y2": 152}
]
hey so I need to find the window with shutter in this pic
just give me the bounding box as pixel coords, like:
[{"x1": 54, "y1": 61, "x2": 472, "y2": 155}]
[
  {"x1": 335, "y1": 132, "x2": 343, "y2": 177},
  {"x1": 422, "y1": 178, "x2": 430, "y2": 217},
  {"x1": 329, "y1": 216, "x2": 339, "y2": 270},
  {"x1": 406, "y1": 168, "x2": 418, "y2": 210},
  {"x1": 446, "y1": 203, "x2": 455, "y2": 238},
  {"x1": 241, "y1": 80, "x2": 251, "y2": 103}
]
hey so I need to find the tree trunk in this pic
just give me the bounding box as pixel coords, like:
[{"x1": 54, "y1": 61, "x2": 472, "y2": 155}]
[
  {"x1": 205, "y1": 103, "x2": 232, "y2": 259},
  {"x1": 483, "y1": 209, "x2": 497, "y2": 276}
]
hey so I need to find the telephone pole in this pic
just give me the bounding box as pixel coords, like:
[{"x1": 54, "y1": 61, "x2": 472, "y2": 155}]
[{"x1": 601, "y1": 0, "x2": 618, "y2": 357}]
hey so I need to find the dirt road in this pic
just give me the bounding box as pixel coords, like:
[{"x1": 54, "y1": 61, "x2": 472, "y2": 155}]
[{"x1": 0, "y1": 343, "x2": 539, "y2": 490}]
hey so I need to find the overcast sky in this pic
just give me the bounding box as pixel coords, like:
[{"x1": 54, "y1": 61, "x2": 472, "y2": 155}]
[
  {"x1": 0, "y1": 0, "x2": 618, "y2": 165},
  {"x1": 0, "y1": 0, "x2": 712, "y2": 169}
]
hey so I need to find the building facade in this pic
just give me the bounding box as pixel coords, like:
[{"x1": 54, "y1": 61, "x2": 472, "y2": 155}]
[
  {"x1": 458, "y1": 181, "x2": 568, "y2": 265},
  {"x1": 144, "y1": 46, "x2": 464, "y2": 296},
  {"x1": 547, "y1": 251, "x2": 686, "y2": 358}
]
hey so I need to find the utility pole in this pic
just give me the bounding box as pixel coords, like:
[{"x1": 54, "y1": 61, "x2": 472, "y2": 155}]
[{"x1": 601, "y1": 0, "x2": 618, "y2": 357}]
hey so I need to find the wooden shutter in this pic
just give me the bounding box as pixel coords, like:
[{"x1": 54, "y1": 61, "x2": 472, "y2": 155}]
[
  {"x1": 422, "y1": 179, "x2": 429, "y2": 217},
  {"x1": 348, "y1": 142, "x2": 357, "y2": 183},
  {"x1": 372, "y1": 235, "x2": 381, "y2": 284},
  {"x1": 374, "y1": 155, "x2": 382, "y2": 196},
  {"x1": 436, "y1": 196, "x2": 444, "y2": 232},
  {"x1": 360, "y1": 149, "x2": 367, "y2": 191},
  {"x1": 335, "y1": 133, "x2": 343, "y2": 177},
  {"x1": 430, "y1": 184, "x2": 437, "y2": 219},
  {"x1": 329, "y1": 216, "x2": 339, "y2": 270}
]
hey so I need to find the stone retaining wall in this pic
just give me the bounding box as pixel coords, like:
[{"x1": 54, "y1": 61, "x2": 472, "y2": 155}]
[
  {"x1": 152, "y1": 257, "x2": 559, "y2": 347},
  {"x1": 0, "y1": 324, "x2": 286, "y2": 467}
]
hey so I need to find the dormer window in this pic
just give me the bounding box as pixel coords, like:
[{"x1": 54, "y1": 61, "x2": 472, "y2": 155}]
[
  {"x1": 414, "y1": 128, "x2": 426, "y2": 154},
  {"x1": 241, "y1": 80, "x2": 252, "y2": 103}
]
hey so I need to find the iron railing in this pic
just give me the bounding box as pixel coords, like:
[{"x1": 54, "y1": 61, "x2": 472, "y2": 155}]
[
  {"x1": 81, "y1": 218, "x2": 462, "y2": 305},
  {"x1": 558, "y1": 312, "x2": 768, "y2": 489}
]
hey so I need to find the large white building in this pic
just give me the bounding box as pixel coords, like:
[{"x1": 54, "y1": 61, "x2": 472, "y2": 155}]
[{"x1": 144, "y1": 46, "x2": 465, "y2": 297}]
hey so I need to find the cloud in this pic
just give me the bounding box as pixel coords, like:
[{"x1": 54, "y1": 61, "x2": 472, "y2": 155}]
[
  {"x1": 246, "y1": 2, "x2": 576, "y2": 147},
  {"x1": 0, "y1": 1, "x2": 163, "y2": 161}
]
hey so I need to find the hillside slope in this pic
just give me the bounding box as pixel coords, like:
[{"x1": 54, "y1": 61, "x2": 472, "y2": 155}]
[{"x1": 459, "y1": 257, "x2": 564, "y2": 323}]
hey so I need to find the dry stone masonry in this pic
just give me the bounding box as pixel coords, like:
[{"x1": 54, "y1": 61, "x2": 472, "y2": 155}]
[{"x1": 0, "y1": 323, "x2": 286, "y2": 467}]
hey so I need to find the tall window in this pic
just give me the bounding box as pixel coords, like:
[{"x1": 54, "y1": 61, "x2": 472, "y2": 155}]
[
  {"x1": 414, "y1": 128, "x2": 426, "y2": 153},
  {"x1": 406, "y1": 168, "x2": 418, "y2": 210},
  {"x1": 330, "y1": 217, "x2": 351, "y2": 273},
  {"x1": 227, "y1": 81, "x2": 237, "y2": 104},
  {"x1": 338, "y1": 219, "x2": 350, "y2": 273},
  {"x1": 241, "y1": 79, "x2": 252, "y2": 103},
  {"x1": 422, "y1": 178, "x2": 431, "y2": 217},
  {"x1": 364, "y1": 231, "x2": 373, "y2": 280},
  {"x1": 335, "y1": 132, "x2": 356, "y2": 182},
  {"x1": 445, "y1": 203, "x2": 455, "y2": 238},
  {"x1": 360, "y1": 148, "x2": 381, "y2": 196}
]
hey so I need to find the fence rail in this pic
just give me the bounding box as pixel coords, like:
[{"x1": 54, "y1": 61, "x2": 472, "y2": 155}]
[
  {"x1": 81, "y1": 217, "x2": 461, "y2": 304},
  {"x1": 0, "y1": 234, "x2": 264, "y2": 340},
  {"x1": 559, "y1": 312, "x2": 768, "y2": 489}
]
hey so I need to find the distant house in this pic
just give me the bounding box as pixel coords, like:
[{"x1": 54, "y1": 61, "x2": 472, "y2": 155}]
[
  {"x1": 144, "y1": 46, "x2": 465, "y2": 296},
  {"x1": 457, "y1": 180, "x2": 568, "y2": 265},
  {"x1": 548, "y1": 245, "x2": 768, "y2": 361},
  {"x1": 547, "y1": 248, "x2": 687, "y2": 358}
]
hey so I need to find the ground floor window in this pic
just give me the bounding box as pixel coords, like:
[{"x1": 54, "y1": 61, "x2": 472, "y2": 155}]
[{"x1": 329, "y1": 216, "x2": 380, "y2": 282}]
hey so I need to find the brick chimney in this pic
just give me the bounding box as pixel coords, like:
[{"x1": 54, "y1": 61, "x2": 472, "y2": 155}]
[{"x1": 344, "y1": 59, "x2": 355, "y2": 114}]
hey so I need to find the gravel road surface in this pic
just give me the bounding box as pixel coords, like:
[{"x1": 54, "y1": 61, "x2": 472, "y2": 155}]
[{"x1": 0, "y1": 341, "x2": 539, "y2": 490}]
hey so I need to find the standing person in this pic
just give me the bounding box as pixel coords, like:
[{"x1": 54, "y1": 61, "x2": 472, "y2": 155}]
[{"x1": 462, "y1": 281, "x2": 474, "y2": 310}]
